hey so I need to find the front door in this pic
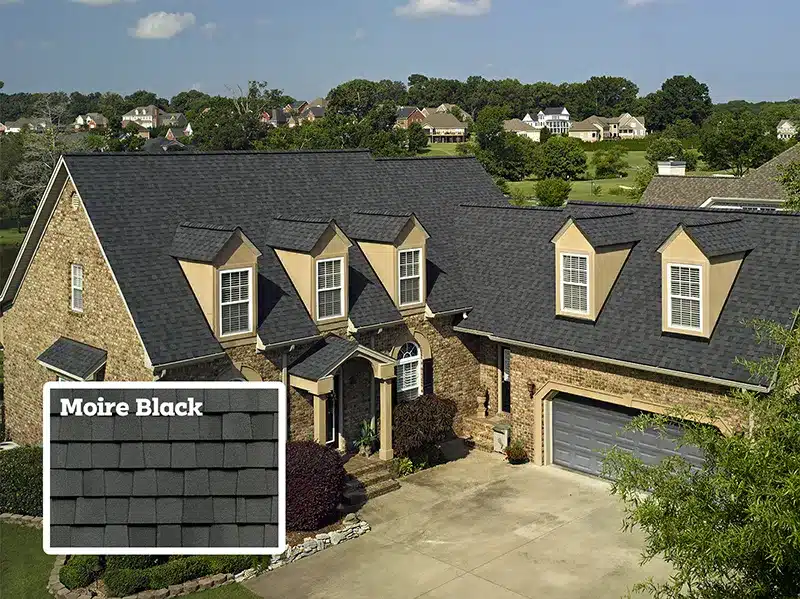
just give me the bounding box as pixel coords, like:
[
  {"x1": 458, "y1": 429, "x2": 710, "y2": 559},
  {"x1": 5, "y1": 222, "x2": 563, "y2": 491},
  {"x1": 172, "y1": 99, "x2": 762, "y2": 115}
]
[
  {"x1": 326, "y1": 374, "x2": 340, "y2": 445},
  {"x1": 501, "y1": 347, "x2": 511, "y2": 413}
]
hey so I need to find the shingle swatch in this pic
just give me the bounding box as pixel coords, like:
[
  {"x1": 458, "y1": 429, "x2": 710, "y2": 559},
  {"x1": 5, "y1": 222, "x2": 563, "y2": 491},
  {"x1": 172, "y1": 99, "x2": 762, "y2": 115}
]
[{"x1": 49, "y1": 385, "x2": 281, "y2": 548}]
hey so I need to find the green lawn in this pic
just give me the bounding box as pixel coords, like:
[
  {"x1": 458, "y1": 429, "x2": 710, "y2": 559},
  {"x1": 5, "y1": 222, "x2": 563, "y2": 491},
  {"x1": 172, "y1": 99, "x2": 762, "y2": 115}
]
[
  {"x1": 0, "y1": 227, "x2": 27, "y2": 245},
  {"x1": 423, "y1": 143, "x2": 461, "y2": 157},
  {"x1": 0, "y1": 523, "x2": 260, "y2": 599}
]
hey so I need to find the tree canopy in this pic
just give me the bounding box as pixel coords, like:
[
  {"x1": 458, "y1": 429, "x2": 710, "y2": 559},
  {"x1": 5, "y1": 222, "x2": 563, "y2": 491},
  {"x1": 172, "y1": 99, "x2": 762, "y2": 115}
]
[{"x1": 700, "y1": 110, "x2": 785, "y2": 176}]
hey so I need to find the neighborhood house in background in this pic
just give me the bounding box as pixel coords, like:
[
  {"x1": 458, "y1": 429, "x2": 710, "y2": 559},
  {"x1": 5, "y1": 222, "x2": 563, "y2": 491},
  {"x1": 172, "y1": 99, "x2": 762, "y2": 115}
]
[
  {"x1": 568, "y1": 113, "x2": 647, "y2": 142},
  {"x1": 522, "y1": 108, "x2": 572, "y2": 136},
  {"x1": 777, "y1": 119, "x2": 797, "y2": 140}
]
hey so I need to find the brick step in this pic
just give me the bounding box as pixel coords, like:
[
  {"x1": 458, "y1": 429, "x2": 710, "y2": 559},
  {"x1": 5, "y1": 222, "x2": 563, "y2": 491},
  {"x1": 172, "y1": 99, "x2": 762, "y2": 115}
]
[
  {"x1": 346, "y1": 460, "x2": 389, "y2": 479},
  {"x1": 346, "y1": 469, "x2": 393, "y2": 489},
  {"x1": 343, "y1": 479, "x2": 401, "y2": 505}
]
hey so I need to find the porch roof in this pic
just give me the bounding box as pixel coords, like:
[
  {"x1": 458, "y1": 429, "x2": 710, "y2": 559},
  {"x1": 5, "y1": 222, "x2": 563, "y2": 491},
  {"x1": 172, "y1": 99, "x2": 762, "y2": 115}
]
[
  {"x1": 37, "y1": 337, "x2": 107, "y2": 380},
  {"x1": 288, "y1": 335, "x2": 395, "y2": 382}
]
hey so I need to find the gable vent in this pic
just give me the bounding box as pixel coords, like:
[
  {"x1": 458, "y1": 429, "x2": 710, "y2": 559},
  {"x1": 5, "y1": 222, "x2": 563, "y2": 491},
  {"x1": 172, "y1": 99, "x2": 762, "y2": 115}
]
[{"x1": 71, "y1": 192, "x2": 81, "y2": 211}]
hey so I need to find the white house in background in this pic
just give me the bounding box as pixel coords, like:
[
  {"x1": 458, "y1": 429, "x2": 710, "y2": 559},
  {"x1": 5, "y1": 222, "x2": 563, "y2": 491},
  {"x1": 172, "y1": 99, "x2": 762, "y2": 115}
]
[
  {"x1": 777, "y1": 119, "x2": 797, "y2": 140},
  {"x1": 568, "y1": 113, "x2": 648, "y2": 142},
  {"x1": 122, "y1": 106, "x2": 187, "y2": 130},
  {"x1": 526, "y1": 107, "x2": 572, "y2": 135},
  {"x1": 617, "y1": 113, "x2": 647, "y2": 138},
  {"x1": 74, "y1": 113, "x2": 109, "y2": 130},
  {"x1": 503, "y1": 119, "x2": 541, "y2": 141},
  {"x1": 3, "y1": 117, "x2": 51, "y2": 133}
]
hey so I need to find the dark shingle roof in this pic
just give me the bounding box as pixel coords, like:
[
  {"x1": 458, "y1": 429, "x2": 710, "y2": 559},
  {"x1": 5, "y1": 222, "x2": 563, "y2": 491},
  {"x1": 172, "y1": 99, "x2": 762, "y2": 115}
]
[
  {"x1": 542, "y1": 107, "x2": 567, "y2": 115},
  {"x1": 641, "y1": 175, "x2": 744, "y2": 207},
  {"x1": 289, "y1": 335, "x2": 359, "y2": 380},
  {"x1": 454, "y1": 201, "x2": 800, "y2": 386},
  {"x1": 737, "y1": 142, "x2": 800, "y2": 201},
  {"x1": 347, "y1": 211, "x2": 412, "y2": 243},
  {"x1": 396, "y1": 106, "x2": 420, "y2": 118},
  {"x1": 569, "y1": 212, "x2": 640, "y2": 247},
  {"x1": 37, "y1": 338, "x2": 107, "y2": 380},
  {"x1": 170, "y1": 222, "x2": 238, "y2": 262},
  {"x1": 680, "y1": 218, "x2": 757, "y2": 258},
  {"x1": 49, "y1": 386, "x2": 280, "y2": 548},
  {"x1": 265, "y1": 217, "x2": 332, "y2": 253}
]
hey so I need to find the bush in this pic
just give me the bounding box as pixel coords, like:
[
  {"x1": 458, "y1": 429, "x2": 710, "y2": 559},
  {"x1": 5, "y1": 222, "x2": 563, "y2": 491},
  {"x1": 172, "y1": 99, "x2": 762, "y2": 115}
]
[
  {"x1": 0, "y1": 445, "x2": 43, "y2": 516},
  {"x1": 535, "y1": 178, "x2": 571, "y2": 207},
  {"x1": 60, "y1": 555, "x2": 101, "y2": 589},
  {"x1": 103, "y1": 568, "x2": 149, "y2": 596},
  {"x1": 205, "y1": 555, "x2": 253, "y2": 574},
  {"x1": 105, "y1": 556, "x2": 166, "y2": 571},
  {"x1": 392, "y1": 394, "x2": 457, "y2": 458},
  {"x1": 504, "y1": 439, "x2": 529, "y2": 464},
  {"x1": 683, "y1": 148, "x2": 699, "y2": 171},
  {"x1": 286, "y1": 441, "x2": 346, "y2": 531},
  {"x1": 145, "y1": 556, "x2": 211, "y2": 589}
]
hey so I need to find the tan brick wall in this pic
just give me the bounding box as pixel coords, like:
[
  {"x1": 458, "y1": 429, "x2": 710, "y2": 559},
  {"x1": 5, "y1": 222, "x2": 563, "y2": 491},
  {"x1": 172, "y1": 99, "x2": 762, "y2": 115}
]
[{"x1": 3, "y1": 179, "x2": 152, "y2": 444}]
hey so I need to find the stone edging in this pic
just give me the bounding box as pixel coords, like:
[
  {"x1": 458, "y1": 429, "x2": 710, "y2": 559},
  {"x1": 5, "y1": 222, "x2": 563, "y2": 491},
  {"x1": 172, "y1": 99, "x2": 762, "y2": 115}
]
[
  {"x1": 44, "y1": 512, "x2": 370, "y2": 598},
  {"x1": 0, "y1": 512, "x2": 44, "y2": 528}
]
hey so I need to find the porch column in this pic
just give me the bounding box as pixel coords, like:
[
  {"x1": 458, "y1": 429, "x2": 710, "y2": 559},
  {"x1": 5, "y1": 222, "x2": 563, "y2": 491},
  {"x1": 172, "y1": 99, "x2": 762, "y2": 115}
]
[
  {"x1": 313, "y1": 394, "x2": 327, "y2": 445},
  {"x1": 378, "y1": 379, "x2": 393, "y2": 461}
]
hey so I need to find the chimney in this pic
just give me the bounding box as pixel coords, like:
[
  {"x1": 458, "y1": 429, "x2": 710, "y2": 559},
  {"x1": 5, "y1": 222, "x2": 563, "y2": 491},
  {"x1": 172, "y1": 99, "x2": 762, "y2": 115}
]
[{"x1": 657, "y1": 159, "x2": 686, "y2": 177}]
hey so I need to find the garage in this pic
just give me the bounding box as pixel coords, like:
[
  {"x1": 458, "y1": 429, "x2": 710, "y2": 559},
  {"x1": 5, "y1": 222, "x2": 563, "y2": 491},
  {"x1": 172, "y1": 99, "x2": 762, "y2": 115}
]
[{"x1": 551, "y1": 393, "x2": 705, "y2": 478}]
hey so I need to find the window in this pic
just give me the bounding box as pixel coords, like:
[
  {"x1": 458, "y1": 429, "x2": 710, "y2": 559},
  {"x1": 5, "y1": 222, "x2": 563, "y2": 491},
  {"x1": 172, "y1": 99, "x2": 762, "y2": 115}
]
[
  {"x1": 399, "y1": 249, "x2": 422, "y2": 306},
  {"x1": 316, "y1": 258, "x2": 344, "y2": 320},
  {"x1": 560, "y1": 253, "x2": 589, "y2": 314},
  {"x1": 668, "y1": 264, "x2": 701, "y2": 330},
  {"x1": 220, "y1": 268, "x2": 252, "y2": 336},
  {"x1": 71, "y1": 264, "x2": 84, "y2": 312},
  {"x1": 396, "y1": 342, "x2": 421, "y2": 402}
]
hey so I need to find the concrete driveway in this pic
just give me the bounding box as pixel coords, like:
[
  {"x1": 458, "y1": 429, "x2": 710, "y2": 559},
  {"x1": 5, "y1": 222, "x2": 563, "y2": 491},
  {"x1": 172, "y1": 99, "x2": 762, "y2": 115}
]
[{"x1": 246, "y1": 450, "x2": 669, "y2": 599}]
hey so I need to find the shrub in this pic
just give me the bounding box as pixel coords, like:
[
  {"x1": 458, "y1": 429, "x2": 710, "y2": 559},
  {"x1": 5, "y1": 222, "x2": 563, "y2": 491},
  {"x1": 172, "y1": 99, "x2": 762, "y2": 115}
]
[
  {"x1": 608, "y1": 186, "x2": 628, "y2": 196},
  {"x1": 286, "y1": 441, "x2": 346, "y2": 531},
  {"x1": 205, "y1": 555, "x2": 253, "y2": 574},
  {"x1": 391, "y1": 456, "x2": 415, "y2": 477},
  {"x1": 60, "y1": 555, "x2": 101, "y2": 589},
  {"x1": 683, "y1": 148, "x2": 699, "y2": 171},
  {"x1": 505, "y1": 439, "x2": 529, "y2": 465},
  {"x1": 392, "y1": 394, "x2": 457, "y2": 458},
  {"x1": 145, "y1": 556, "x2": 211, "y2": 589},
  {"x1": 535, "y1": 178, "x2": 571, "y2": 207},
  {"x1": 105, "y1": 556, "x2": 166, "y2": 571},
  {"x1": 103, "y1": 568, "x2": 149, "y2": 597},
  {"x1": 0, "y1": 445, "x2": 43, "y2": 516}
]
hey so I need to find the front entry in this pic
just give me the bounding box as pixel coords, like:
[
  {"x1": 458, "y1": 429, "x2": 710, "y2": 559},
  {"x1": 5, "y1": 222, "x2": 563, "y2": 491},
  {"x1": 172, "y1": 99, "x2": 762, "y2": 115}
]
[
  {"x1": 326, "y1": 373, "x2": 340, "y2": 446},
  {"x1": 501, "y1": 347, "x2": 511, "y2": 413}
]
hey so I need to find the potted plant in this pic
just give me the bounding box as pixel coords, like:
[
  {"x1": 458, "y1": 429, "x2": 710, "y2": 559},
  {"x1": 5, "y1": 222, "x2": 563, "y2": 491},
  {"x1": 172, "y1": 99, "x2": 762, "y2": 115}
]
[
  {"x1": 504, "y1": 439, "x2": 529, "y2": 465},
  {"x1": 356, "y1": 420, "x2": 378, "y2": 457}
]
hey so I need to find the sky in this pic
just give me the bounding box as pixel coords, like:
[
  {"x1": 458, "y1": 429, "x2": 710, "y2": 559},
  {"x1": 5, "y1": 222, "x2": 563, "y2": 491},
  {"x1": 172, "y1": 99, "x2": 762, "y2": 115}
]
[{"x1": 0, "y1": 0, "x2": 798, "y2": 104}]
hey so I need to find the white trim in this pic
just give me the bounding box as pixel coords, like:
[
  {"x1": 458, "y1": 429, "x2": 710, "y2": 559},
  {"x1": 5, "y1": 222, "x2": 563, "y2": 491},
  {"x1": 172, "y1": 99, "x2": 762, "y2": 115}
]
[
  {"x1": 560, "y1": 252, "x2": 590, "y2": 315},
  {"x1": 218, "y1": 266, "x2": 254, "y2": 337},
  {"x1": 43, "y1": 381, "x2": 287, "y2": 556},
  {"x1": 667, "y1": 263, "x2": 703, "y2": 332},
  {"x1": 398, "y1": 248, "x2": 423, "y2": 306},
  {"x1": 395, "y1": 341, "x2": 421, "y2": 401},
  {"x1": 701, "y1": 196, "x2": 784, "y2": 209},
  {"x1": 315, "y1": 257, "x2": 344, "y2": 321},
  {"x1": 70, "y1": 263, "x2": 84, "y2": 312}
]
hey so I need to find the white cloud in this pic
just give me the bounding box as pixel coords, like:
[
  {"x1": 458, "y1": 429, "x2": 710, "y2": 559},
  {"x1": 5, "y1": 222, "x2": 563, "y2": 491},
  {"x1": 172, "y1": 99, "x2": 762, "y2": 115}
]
[
  {"x1": 201, "y1": 22, "x2": 217, "y2": 38},
  {"x1": 71, "y1": 0, "x2": 135, "y2": 5},
  {"x1": 352, "y1": 27, "x2": 365, "y2": 40},
  {"x1": 130, "y1": 12, "x2": 196, "y2": 39},
  {"x1": 395, "y1": 0, "x2": 491, "y2": 17}
]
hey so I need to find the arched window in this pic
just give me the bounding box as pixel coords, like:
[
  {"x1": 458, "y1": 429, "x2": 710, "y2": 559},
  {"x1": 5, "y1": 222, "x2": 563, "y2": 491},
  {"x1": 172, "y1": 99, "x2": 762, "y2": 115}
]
[{"x1": 396, "y1": 342, "x2": 421, "y2": 402}]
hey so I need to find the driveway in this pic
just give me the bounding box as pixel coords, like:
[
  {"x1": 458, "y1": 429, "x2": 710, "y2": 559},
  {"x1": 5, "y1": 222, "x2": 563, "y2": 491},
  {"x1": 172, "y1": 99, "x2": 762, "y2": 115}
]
[{"x1": 245, "y1": 450, "x2": 669, "y2": 599}]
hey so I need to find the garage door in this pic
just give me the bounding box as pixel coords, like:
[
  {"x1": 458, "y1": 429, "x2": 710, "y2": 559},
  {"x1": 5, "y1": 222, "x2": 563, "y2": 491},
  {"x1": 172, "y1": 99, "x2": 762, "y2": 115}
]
[{"x1": 552, "y1": 393, "x2": 705, "y2": 478}]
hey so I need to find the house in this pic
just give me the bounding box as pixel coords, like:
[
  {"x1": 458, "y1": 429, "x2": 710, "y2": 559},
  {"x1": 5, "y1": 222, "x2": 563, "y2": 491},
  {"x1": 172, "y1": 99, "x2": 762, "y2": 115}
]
[
  {"x1": 395, "y1": 106, "x2": 425, "y2": 129},
  {"x1": 122, "y1": 105, "x2": 188, "y2": 130},
  {"x1": 617, "y1": 113, "x2": 647, "y2": 138},
  {"x1": 73, "y1": 113, "x2": 109, "y2": 130},
  {"x1": 308, "y1": 98, "x2": 328, "y2": 109},
  {"x1": 4, "y1": 117, "x2": 51, "y2": 133},
  {"x1": 642, "y1": 143, "x2": 800, "y2": 210},
  {"x1": 299, "y1": 105, "x2": 326, "y2": 124},
  {"x1": 530, "y1": 107, "x2": 572, "y2": 135},
  {"x1": 777, "y1": 119, "x2": 797, "y2": 141},
  {"x1": 503, "y1": 119, "x2": 540, "y2": 141},
  {"x1": 3, "y1": 150, "x2": 800, "y2": 483},
  {"x1": 421, "y1": 112, "x2": 467, "y2": 143},
  {"x1": 568, "y1": 117, "x2": 605, "y2": 142},
  {"x1": 165, "y1": 125, "x2": 193, "y2": 141},
  {"x1": 121, "y1": 121, "x2": 151, "y2": 139},
  {"x1": 285, "y1": 101, "x2": 309, "y2": 115},
  {"x1": 568, "y1": 113, "x2": 647, "y2": 142},
  {"x1": 142, "y1": 137, "x2": 190, "y2": 153}
]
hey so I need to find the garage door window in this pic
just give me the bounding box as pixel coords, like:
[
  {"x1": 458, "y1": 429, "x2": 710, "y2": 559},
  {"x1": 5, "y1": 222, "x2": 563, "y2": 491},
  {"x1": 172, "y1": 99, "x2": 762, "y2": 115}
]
[
  {"x1": 561, "y1": 253, "x2": 589, "y2": 314},
  {"x1": 668, "y1": 264, "x2": 701, "y2": 331}
]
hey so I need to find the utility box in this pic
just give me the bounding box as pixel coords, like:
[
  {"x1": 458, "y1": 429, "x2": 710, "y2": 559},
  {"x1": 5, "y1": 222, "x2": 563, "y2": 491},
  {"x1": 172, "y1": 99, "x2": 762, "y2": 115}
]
[{"x1": 492, "y1": 423, "x2": 511, "y2": 453}]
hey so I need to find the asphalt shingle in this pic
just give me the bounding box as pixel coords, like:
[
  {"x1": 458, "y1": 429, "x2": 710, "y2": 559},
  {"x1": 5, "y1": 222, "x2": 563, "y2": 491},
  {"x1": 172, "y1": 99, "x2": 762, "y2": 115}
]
[{"x1": 37, "y1": 337, "x2": 107, "y2": 380}]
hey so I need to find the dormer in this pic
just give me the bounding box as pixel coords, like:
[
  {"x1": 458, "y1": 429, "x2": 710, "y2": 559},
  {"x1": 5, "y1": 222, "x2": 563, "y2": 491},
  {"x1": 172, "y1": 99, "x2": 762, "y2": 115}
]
[
  {"x1": 268, "y1": 217, "x2": 353, "y2": 331},
  {"x1": 657, "y1": 219, "x2": 753, "y2": 338},
  {"x1": 347, "y1": 211, "x2": 430, "y2": 315},
  {"x1": 551, "y1": 213, "x2": 639, "y2": 321},
  {"x1": 170, "y1": 222, "x2": 262, "y2": 344}
]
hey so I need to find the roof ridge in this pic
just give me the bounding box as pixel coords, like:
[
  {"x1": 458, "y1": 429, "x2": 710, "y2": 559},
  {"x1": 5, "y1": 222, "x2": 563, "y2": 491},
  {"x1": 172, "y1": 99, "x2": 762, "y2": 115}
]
[
  {"x1": 459, "y1": 203, "x2": 564, "y2": 211},
  {"x1": 652, "y1": 174, "x2": 741, "y2": 180},
  {"x1": 573, "y1": 211, "x2": 635, "y2": 221},
  {"x1": 683, "y1": 218, "x2": 743, "y2": 228},
  {"x1": 352, "y1": 209, "x2": 412, "y2": 218},
  {"x1": 375, "y1": 156, "x2": 476, "y2": 161},
  {"x1": 178, "y1": 221, "x2": 238, "y2": 231},
  {"x1": 64, "y1": 149, "x2": 373, "y2": 157},
  {"x1": 273, "y1": 215, "x2": 331, "y2": 224}
]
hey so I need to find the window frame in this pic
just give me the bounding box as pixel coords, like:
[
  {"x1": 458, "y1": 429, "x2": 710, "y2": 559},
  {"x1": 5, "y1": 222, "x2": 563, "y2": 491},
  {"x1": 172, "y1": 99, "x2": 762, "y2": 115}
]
[
  {"x1": 315, "y1": 257, "x2": 345, "y2": 321},
  {"x1": 667, "y1": 263, "x2": 703, "y2": 332},
  {"x1": 398, "y1": 248, "x2": 423, "y2": 307},
  {"x1": 70, "y1": 263, "x2": 84, "y2": 313},
  {"x1": 218, "y1": 266, "x2": 253, "y2": 338},
  {"x1": 559, "y1": 252, "x2": 590, "y2": 315},
  {"x1": 395, "y1": 342, "x2": 422, "y2": 402}
]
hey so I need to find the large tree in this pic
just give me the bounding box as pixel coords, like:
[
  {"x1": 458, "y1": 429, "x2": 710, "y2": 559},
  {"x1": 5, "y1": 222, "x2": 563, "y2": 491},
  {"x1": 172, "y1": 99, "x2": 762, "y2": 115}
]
[
  {"x1": 584, "y1": 76, "x2": 639, "y2": 116},
  {"x1": 645, "y1": 75, "x2": 713, "y2": 131},
  {"x1": 700, "y1": 111, "x2": 784, "y2": 176},
  {"x1": 645, "y1": 137, "x2": 685, "y2": 166},
  {"x1": 604, "y1": 315, "x2": 800, "y2": 599},
  {"x1": 778, "y1": 161, "x2": 800, "y2": 210},
  {"x1": 472, "y1": 105, "x2": 537, "y2": 181},
  {"x1": 532, "y1": 136, "x2": 587, "y2": 180}
]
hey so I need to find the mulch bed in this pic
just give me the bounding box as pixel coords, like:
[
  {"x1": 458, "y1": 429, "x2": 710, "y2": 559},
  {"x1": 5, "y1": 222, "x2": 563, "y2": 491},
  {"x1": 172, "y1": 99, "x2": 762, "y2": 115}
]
[{"x1": 286, "y1": 515, "x2": 345, "y2": 547}]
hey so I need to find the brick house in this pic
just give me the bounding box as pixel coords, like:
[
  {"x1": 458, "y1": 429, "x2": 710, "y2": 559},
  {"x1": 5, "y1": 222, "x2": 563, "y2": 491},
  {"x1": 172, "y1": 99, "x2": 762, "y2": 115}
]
[{"x1": 2, "y1": 151, "x2": 799, "y2": 479}]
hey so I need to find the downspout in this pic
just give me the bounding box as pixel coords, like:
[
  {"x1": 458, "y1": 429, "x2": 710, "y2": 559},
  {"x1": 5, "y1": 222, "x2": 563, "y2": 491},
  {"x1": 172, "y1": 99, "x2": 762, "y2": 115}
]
[{"x1": 281, "y1": 351, "x2": 290, "y2": 439}]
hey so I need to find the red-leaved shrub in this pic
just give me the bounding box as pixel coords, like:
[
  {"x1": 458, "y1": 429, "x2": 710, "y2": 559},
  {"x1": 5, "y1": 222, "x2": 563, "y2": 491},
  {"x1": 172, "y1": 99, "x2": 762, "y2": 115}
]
[
  {"x1": 392, "y1": 394, "x2": 457, "y2": 459},
  {"x1": 286, "y1": 441, "x2": 346, "y2": 531}
]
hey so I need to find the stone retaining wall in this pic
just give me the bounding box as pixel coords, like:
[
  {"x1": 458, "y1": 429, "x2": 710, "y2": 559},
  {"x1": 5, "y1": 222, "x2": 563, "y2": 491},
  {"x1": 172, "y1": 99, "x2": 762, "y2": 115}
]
[{"x1": 0, "y1": 512, "x2": 43, "y2": 528}]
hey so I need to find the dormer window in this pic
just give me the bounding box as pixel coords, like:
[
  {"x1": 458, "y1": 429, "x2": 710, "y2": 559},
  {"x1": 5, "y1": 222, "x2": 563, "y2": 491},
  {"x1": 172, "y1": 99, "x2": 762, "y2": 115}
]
[
  {"x1": 316, "y1": 258, "x2": 344, "y2": 320},
  {"x1": 667, "y1": 264, "x2": 701, "y2": 331},
  {"x1": 220, "y1": 267, "x2": 252, "y2": 336},
  {"x1": 560, "y1": 253, "x2": 589, "y2": 314},
  {"x1": 399, "y1": 249, "x2": 422, "y2": 306}
]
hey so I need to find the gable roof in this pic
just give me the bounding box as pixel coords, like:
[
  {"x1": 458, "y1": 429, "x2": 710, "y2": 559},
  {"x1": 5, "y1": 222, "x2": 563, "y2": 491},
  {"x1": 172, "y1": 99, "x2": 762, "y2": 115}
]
[
  {"x1": 503, "y1": 119, "x2": 536, "y2": 132},
  {"x1": 37, "y1": 337, "x2": 107, "y2": 380},
  {"x1": 265, "y1": 217, "x2": 337, "y2": 253},
  {"x1": 673, "y1": 218, "x2": 757, "y2": 258},
  {"x1": 570, "y1": 118, "x2": 604, "y2": 132},
  {"x1": 169, "y1": 222, "x2": 242, "y2": 262},
  {"x1": 454, "y1": 201, "x2": 800, "y2": 388},
  {"x1": 542, "y1": 107, "x2": 568, "y2": 115},
  {"x1": 422, "y1": 112, "x2": 465, "y2": 129},
  {"x1": 396, "y1": 106, "x2": 421, "y2": 118},
  {"x1": 347, "y1": 210, "x2": 415, "y2": 243}
]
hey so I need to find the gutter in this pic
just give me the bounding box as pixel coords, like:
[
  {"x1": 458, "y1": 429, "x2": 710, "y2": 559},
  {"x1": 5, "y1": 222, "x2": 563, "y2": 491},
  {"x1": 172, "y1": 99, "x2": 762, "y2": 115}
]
[
  {"x1": 426, "y1": 306, "x2": 473, "y2": 318},
  {"x1": 452, "y1": 325, "x2": 771, "y2": 393},
  {"x1": 347, "y1": 319, "x2": 405, "y2": 334},
  {"x1": 258, "y1": 333, "x2": 322, "y2": 352},
  {"x1": 152, "y1": 351, "x2": 228, "y2": 370}
]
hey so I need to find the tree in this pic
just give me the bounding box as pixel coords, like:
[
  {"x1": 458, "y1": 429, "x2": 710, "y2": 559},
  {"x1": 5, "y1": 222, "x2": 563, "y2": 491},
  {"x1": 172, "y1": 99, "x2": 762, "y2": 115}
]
[
  {"x1": 532, "y1": 136, "x2": 587, "y2": 180},
  {"x1": 170, "y1": 90, "x2": 212, "y2": 117},
  {"x1": 538, "y1": 126, "x2": 552, "y2": 144},
  {"x1": 191, "y1": 101, "x2": 270, "y2": 151},
  {"x1": 629, "y1": 164, "x2": 655, "y2": 200},
  {"x1": 604, "y1": 315, "x2": 800, "y2": 599},
  {"x1": 778, "y1": 161, "x2": 800, "y2": 210},
  {"x1": 645, "y1": 137, "x2": 685, "y2": 166},
  {"x1": 535, "y1": 178, "x2": 571, "y2": 206},
  {"x1": 663, "y1": 118, "x2": 699, "y2": 141},
  {"x1": 700, "y1": 111, "x2": 784, "y2": 177},
  {"x1": 645, "y1": 75, "x2": 713, "y2": 131},
  {"x1": 406, "y1": 122, "x2": 429, "y2": 154},
  {"x1": 584, "y1": 76, "x2": 639, "y2": 116},
  {"x1": 591, "y1": 146, "x2": 629, "y2": 178},
  {"x1": 125, "y1": 90, "x2": 168, "y2": 110}
]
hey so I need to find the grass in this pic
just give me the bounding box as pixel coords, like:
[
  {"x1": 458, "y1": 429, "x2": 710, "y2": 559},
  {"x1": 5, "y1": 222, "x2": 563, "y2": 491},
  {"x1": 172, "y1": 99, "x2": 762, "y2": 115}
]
[
  {"x1": 0, "y1": 523, "x2": 260, "y2": 599},
  {"x1": 423, "y1": 143, "x2": 461, "y2": 157},
  {"x1": 0, "y1": 227, "x2": 27, "y2": 245}
]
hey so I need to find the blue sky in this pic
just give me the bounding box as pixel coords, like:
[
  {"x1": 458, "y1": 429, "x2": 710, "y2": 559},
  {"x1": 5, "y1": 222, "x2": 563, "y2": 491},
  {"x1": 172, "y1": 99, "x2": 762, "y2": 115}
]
[{"x1": 1, "y1": 0, "x2": 798, "y2": 103}]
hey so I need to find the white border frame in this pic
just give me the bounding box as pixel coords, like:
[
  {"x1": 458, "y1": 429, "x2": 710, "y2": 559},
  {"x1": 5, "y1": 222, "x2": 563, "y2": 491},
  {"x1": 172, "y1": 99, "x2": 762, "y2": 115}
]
[
  {"x1": 315, "y1": 257, "x2": 344, "y2": 321},
  {"x1": 559, "y1": 252, "x2": 590, "y2": 316},
  {"x1": 43, "y1": 381, "x2": 287, "y2": 556},
  {"x1": 218, "y1": 267, "x2": 253, "y2": 338},
  {"x1": 666, "y1": 263, "x2": 703, "y2": 332},
  {"x1": 398, "y1": 248, "x2": 422, "y2": 307}
]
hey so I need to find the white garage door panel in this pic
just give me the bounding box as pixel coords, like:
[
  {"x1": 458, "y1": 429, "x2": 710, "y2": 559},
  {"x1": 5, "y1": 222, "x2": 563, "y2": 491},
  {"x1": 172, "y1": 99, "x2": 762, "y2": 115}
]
[{"x1": 552, "y1": 394, "x2": 705, "y2": 478}]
